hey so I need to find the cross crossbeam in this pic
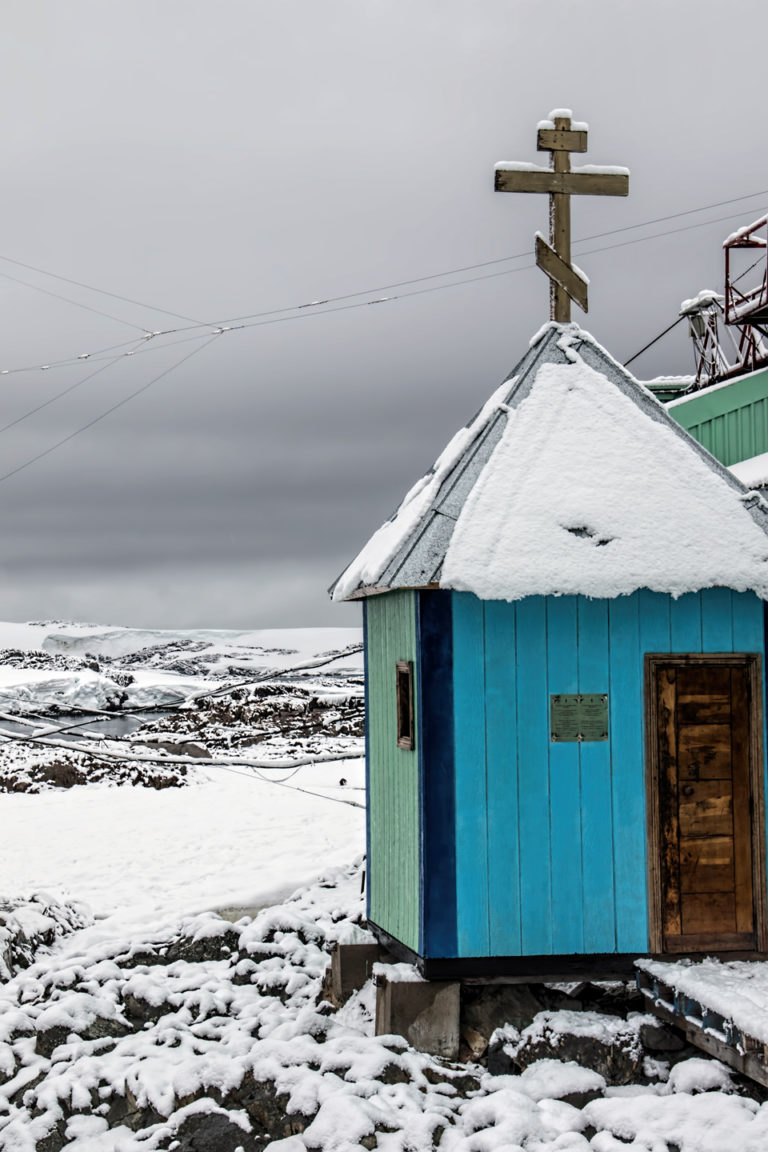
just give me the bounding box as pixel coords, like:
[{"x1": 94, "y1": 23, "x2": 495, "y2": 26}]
[{"x1": 495, "y1": 110, "x2": 629, "y2": 322}]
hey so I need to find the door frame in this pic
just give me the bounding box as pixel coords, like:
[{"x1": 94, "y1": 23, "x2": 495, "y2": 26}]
[{"x1": 644, "y1": 652, "x2": 768, "y2": 954}]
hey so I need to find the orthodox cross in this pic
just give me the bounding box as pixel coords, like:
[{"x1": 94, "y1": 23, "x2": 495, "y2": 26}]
[{"x1": 495, "y1": 110, "x2": 629, "y2": 322}]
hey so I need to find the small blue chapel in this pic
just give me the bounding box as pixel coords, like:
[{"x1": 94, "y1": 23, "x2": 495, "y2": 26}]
[
  {"x1": 330, "y1": 112, "x2": 768, "y2": 978},
  {"x1": 331, "y1": 323, "x2": 768, "y2": 978}
]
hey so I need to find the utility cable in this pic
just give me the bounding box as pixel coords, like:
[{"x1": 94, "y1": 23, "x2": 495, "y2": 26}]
[
  {"x1": 0, "y1": 338, "x2": 147, "y2": 436},
  {"x1": 1, "y1": 187, "x2": 764, "y2": 336},
  {"x1": 0, "y1": 204, "x2": 760, "y2": 470},
  {"x1": 0, "y1": 269, "x2": 152, "y2": 332},
  {"x1": 624, "y1": 315, "x2": 687, "y2": 367},
  {"x1": 0, "y1": 253, "x2": 202, "y2": 325},
  {"x1": 1, "y1": 190, "x2": 766, "y2": 378},
  {"x1": 0, "y1": 333, "x2": 219, "y2": 485}
]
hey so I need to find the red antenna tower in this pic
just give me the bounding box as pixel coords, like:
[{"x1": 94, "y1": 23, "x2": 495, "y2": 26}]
[{"x1": 682, "y1": 213, "x2": 768, "y2": 390}]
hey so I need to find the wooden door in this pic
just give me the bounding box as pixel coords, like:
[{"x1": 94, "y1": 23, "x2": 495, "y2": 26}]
[{"x1": 649, "y1": 657, "x2": 765, "y2": 954}]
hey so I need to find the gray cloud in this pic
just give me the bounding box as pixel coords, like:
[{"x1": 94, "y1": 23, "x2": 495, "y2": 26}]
[{"x1": 0, "y1": 0, "x2": 764, "y2": 626}]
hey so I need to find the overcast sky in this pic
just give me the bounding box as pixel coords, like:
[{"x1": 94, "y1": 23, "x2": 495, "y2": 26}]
[{"x1": 0, "y1": 0, "x2": 765, "y2": 630}]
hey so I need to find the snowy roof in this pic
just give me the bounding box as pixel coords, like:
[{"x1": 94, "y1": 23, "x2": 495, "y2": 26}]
[
  {"x1": 331, "y1": 324, "x2": 768, "y2": 602},
  {"x1": 730, "y1": 451, "x2": 768, "y2": 489}
]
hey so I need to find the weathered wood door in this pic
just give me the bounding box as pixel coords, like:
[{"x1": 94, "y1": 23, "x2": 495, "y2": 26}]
[{"x1": 648, "y1": 657, "x2": 766, "y2": 954}]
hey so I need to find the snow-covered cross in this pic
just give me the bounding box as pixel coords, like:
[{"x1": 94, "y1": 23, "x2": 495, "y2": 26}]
[{"x1": 495, "y1": 110, "x2": 629, "y2": 322}]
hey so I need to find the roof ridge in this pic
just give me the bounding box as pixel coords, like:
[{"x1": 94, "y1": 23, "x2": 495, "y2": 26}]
[{"x1": 331, "y1": 327, "x2": 768, "y2": 603}]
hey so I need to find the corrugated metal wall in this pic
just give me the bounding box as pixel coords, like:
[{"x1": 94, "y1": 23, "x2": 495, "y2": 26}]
[
  {"x1": 449, "y1": 588, "x2": 767, "y2": 958},
  {"x1": 668, "y1": 367, "x2": 768, "y2": 466},
  {"x1": 365, "y1": 590, "x2": 420, "y2": 951}
]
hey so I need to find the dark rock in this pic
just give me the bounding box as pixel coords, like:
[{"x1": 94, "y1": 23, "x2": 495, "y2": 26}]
[
  {"x1": 380, "y1": 1036, "x2": 408, "y2": 1055},
  {"x1": 225, "y1": 1071, "x2": 315, "y2": 1145},
  {"x1": 123, "y1": 993, "x2": 171, "y2": 1026},
  {"x1": 35, "y1": 1024, "x2": 71, "y2": 1059},
  {"x1": 116, "y1": 947, "x2": 167, "y2": 969},
  {"x1": 460, "y1": 983, "x2": 546, "y2": 1056},
  {"x1": 171, "y1": 1110, "x2": 258, "y2": 1151},
  {"x1": 639, "y1": 1022, "x2": 685, "y2": 1052},
  {"x1": 40, "y1": 762, "x2": 87, "y2": 788},
  {"x1": 82, "y1": 1015, "x2": 132, "y2": 1043},
  {"x1": 486, "y1": 1039, "x2": 516, "y2": 1076},
  {"x1": 579, "y1": 981, "x2": 645, "y2": 1017},
  {"x1": 104, "y1": 1086, "x2": 164, "y2": 1132},
  {"x1": 559, "y1": 1088, "x2": 604, "y2": 1108},
  {"x1": 379, "y1": 1061, "x2": 411, "y2": 1085},
  {"x1": 514, "y1": 1026, "x2": 642, "y2": 1085},
  {"x1": 422, "y1": 1065, "x2": 480, "y2": 1095},
  {"x1": 35, "y1": 1123, "x2": 67, "y2": 1152},
  {"x1": 163, "y1": 926, "x2": 241, "y2": 965}
]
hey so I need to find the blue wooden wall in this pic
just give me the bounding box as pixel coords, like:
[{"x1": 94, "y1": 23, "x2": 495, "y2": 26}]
[{"x1": 420, "y1": 588, "x2": 767, "y2": 959}]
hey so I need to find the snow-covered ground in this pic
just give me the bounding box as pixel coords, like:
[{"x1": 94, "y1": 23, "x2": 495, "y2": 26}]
[
  {"x1": 3, "y1": 620, "x2": 768, "y2": 1152},
  {"x1": 0, "y1": 621, "x2": 366, "y2": 935}
]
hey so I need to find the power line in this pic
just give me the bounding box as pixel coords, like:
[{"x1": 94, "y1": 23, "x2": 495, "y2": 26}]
[
  {"x1": 0, "y1": 338, "x2": 148, "y2": 436},
  {"x1": 624, "y1": 315, "x2": 687, "y2": 367},
  {"x1": 0, "y1": 254, "x2": 204, "y2": 325},
  {"x1": 0, "y1": 189, "x2": 765, "y2": 379},
  {"x1": 2, "y1": 187, "x2": 764, "y2": 334},
  {"x1": 0, "y1": 333, "x2": 219, "y2": 485},
  {"x1": 0, "y1": 268, "x2": 151, "y2": 332}
]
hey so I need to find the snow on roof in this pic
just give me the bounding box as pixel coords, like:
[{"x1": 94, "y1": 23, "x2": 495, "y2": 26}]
[
  {"x1": 730, "y1": 451, "x2": 768, "y2": 488},
  {"x1": 331, "y1": 324, "x2": 768, "y2": 602}
]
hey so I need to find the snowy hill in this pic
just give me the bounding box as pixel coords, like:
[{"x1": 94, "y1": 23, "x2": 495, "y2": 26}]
[{"x1": 0, "y1": 622, "x2": 365, "y2": 933}]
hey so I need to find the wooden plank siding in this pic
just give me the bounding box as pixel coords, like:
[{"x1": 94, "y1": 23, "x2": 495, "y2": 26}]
[
  {"x1": 444, "y1": 589, "x2": 767, "y2": 959},
  {"x1": 364, "y1": 590, "x2": 421, "y2": 952}
]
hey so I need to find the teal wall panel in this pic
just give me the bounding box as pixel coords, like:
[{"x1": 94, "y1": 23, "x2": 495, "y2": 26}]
[
  {"x1": 515, "y1": 596, "x2": 553, "y2": 955},
  {"x1": 670, "y1": 593, "x2": 702, "y2": 652},
  {"x1": 365, "y1": 590, "x2": 420, "y2": 951},
  {"x1": 547, "y1": 596, "x2": 583, "y2": 954},
  {"x1": 445, "y1": 588, "x2": 767, "y2": 959},
  {"x1": 577, "y1": 596, "x2": 615, "y2": 952},
  {"x1": 607, "y1": 594, "x2": 648, "y2": 952},
  {"x1": 701, "y1": 588, "x2": 734, "y2": 649},
  {"x1": 484, "y1": 600, "x2": 521, "y2": 955},
  {"x1": 732, "y1": 592, "x2": 764, "y2": 652}
]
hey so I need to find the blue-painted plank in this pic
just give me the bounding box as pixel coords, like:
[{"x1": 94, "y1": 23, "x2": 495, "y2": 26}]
[
  {"x1": 670, "y1": 593, "x2": 702, "y2": 653},
  {"x1": 516, "y1": 596, "x2": 553, "y2": 955},
  {"x1": 731, "y1": 592, "x2": 764, "y2": 653},
  {"x1": 608, "y1": 593, "x2": 648, "y2": 952},
  {"x1": 485, "y1": 600, "x2": 521, "y2": 956},
  {"x1": 577, "y1": 596, "x2": 616, "y2": 953},
  {"x1": 701, "y1": 588, "x2": 734, "y2": 650},
  {"x1": 452, "y1": 592, "x2": 490, "y2": 956},
  {"x1": 547, "y1": 596, "x2": 583, "y2": 954},
  {"x1": 418, "y1": 591, "x2": 458, "y2": 959},
  {"x1": 638, "y1": 590, "x2": 671, "y2": 654}
]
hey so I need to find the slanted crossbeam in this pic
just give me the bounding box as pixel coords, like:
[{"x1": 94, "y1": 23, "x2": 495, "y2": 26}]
[{"x1": 495, "y1": 110, "x2": 629, "y2": 322}]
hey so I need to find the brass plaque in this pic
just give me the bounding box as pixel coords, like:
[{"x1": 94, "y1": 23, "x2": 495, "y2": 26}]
[{"x1": 550, "y1": 693, "x2": 609, "y2": 742}]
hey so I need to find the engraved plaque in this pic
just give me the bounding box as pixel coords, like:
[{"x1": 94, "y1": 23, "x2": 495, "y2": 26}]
[{"x1": 550, "y1": 693, "x2": 609, "y2": 742}]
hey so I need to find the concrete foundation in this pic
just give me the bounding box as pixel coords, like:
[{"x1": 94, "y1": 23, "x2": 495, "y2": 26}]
[
  {"x1": 374, "y1": 971, "x2": 460, "y2": 1060},
  {"x1": 321, "y1": 942, "x2": 392, "y2": 1008}
]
